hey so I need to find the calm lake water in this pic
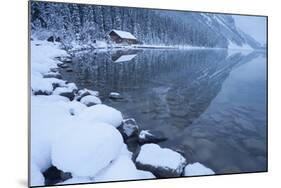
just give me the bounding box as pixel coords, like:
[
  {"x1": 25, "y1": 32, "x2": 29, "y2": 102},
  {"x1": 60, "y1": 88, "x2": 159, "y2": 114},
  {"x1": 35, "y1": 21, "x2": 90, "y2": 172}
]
[{"x1": 62, "y1": 49, "x2": 267, "y2": 174}]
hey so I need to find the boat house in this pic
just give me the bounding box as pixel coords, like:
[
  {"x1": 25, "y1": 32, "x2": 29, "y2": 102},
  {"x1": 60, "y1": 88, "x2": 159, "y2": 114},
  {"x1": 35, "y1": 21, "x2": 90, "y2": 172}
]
[{"x1": 108, "y1": 29, "x2": 138, "y2": 44}]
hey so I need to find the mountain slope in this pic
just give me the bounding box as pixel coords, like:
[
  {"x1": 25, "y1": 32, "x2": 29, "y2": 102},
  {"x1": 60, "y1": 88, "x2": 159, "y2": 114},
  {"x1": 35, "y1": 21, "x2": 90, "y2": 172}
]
[{"x1": 31, "y1": 1, "x2": 261, "y2": 49}]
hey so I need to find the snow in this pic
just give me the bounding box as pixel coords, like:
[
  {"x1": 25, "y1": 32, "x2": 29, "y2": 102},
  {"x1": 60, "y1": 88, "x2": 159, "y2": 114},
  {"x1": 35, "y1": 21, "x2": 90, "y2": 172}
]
[
  {"x1": 228, "y1": 40, "x2": 253, "y2": 50},
  {"x1": 136, "y1": 144, "x2": 186, "y2": 173},
  {"x1": 184, "y1": 162, "x2": 215, "y2": 176},
  {"x1": 78, "y1": 104, "x2": 123, "y2": 127},
  {"x1": 30, "y1": 163, "x2": 45, "y2": 187},
  {"x1": 57, "y1": 177, "x2": 93, "y2": 185},
  {"x1": 31, "y1": 74, "x2": 54, "y2": 95},
  {"x1": 111, "y1": 29, "x2": 137, "y2": 40},
  {"x1": 95, "y1": 155, "x2": 155, "y2": 182},
  {"x1": 51, "y1": 121, "x2": 124, "y2": 177},
  {"x1": 114, "y1": 54, "x2": 137, "y2": 63},
  {"x1": 30, "y1": 39, "x2": 151, "y2": 185},
  {"x1": 31, "y1": 40, "x2": 68, "y2": 75},
  {"x1": 68, "y1": 100, "x2": 87, "y2": 115},
  {"x1": 80, "y1": 95, "x2": 102, "y2": 106},
  {"x1": 31, "y1": 95, "x2": 75, "y2": 172}
]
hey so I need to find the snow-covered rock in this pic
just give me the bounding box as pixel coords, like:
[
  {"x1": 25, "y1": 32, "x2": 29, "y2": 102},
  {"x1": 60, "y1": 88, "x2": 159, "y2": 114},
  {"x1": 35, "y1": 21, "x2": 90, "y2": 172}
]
[
  {"x1": 95, "y1": 155, "x2": 155, "y2": 182},
  {"x1": 68, "y1": 101, "x2": 87, "y2": 116},
  {"x1": 51, "y1": 121, "x2": 124, "y2": 177},
  {"x1": 118, "y1": 118, "x2": 139, "y2": 139},
  {"x1": 30, "y1": 163, "x2": 45, "y2": 187},
  {"x1": 109, "y1": 92, "x2": 123, "y2": 99},
  {"x1": 31, "y1": 95, "x2": 75, "y2": 172},
  {"x1": 75, "y1": 89, "x2": 99, "y2": 101},
  {"x1": 184, "y1": 162, "x2": 215, "y2": 176},
  {"x1": 80, "y1": 95, "x2": 102, "y2": 107},
  {"x1": 43, "y1": 72, "x2": 62, "y2": 79},
  {"x1": 135, "y1": 144, "x2": 187, "y2": 177},
  {"x1": 138, "y1": 130, "x2": 167, "y2": 144},
  {"x1": 78, "y1": 104, "x2": 123, "y2": 127},
  {"x1": 31, "y1": 75, "x2": 65, "y2": 95},
  {"x1": 52, "y1": 83, "x2": 78, "y2": 100}
]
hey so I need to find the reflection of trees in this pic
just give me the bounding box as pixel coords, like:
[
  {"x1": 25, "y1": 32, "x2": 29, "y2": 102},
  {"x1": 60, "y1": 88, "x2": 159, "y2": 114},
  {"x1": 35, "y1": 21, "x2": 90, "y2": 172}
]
[{"x1": 69, "y1": 50, "x2": 260, "y2": 128}]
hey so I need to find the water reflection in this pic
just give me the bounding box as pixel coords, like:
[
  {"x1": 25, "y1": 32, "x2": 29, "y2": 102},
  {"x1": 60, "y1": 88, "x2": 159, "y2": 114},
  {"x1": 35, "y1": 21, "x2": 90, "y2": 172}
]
[{"x1": 62, "y1": 49, "x2": 267, "y2": 174}]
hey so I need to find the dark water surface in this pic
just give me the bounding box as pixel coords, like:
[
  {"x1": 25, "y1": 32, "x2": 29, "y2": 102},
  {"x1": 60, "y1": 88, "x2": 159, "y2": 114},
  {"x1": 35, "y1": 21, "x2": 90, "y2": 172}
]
[{"x1": 62, "y1": 49, "x2": 267, "y2": 174}]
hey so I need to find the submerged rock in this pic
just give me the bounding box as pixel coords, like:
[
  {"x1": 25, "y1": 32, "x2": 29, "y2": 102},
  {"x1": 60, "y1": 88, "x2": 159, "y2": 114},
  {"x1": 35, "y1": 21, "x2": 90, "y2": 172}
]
[
  {"x1": 135, "y1": 144, "x2": 187, "y2": 177},
  {"x1": 138, "y1": 130, "x2": 168, "y2": 144},
  {"x1": 118, "y1": 118, "x2": 139, "y2": 140}
]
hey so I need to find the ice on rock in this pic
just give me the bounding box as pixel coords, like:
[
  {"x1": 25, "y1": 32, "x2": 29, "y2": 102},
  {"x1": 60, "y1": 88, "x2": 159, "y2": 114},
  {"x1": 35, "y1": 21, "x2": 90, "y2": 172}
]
[
  {"x1": 95, "y1": 155, "x2": 155, "y2": 182},
  {"x1": 136, "y1": 144, "x2": 186, "y2": 177},
  {"x1": 51, "y1": 121, "x2": 124, "y2": 177},
  {"x1": 78, "y1": 104, "x2": 123, "y2": 127},
  {"x1": 80, "y1": 95, "x2": 102, "y2": 107},
  {"x1": 184, "y1": 162, "x2": 215, "y2": 176}
]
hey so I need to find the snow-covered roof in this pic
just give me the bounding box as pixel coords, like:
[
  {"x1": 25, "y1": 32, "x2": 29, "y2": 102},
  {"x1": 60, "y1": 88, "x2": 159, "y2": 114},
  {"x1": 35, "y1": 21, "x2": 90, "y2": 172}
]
[
  {"x1": 114, "y1": 54, "x2": 137, "y2": 63},
  {"x1": 110, "y1": 30, "x2": 137, "y2": 40}
]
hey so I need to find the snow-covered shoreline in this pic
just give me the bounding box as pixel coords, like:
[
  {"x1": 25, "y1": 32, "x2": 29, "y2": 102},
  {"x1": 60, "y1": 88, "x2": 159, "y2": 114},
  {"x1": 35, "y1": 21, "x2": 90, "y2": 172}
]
[{"x1": 30, "y1": 39, "x2": 215, "y2": 186}]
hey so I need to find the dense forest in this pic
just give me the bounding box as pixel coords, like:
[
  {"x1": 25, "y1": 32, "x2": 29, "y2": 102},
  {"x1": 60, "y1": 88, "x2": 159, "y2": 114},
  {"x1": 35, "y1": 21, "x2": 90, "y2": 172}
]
[{"x1": 30, "y1": 1, "x2": 260, "y2": 48}]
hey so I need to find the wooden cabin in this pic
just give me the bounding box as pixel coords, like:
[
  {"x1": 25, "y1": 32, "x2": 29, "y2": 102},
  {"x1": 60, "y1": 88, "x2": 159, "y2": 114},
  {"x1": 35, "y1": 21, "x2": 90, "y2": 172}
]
[{"x1": 108, "y1": 29, "x2": 138, "y2": 44}]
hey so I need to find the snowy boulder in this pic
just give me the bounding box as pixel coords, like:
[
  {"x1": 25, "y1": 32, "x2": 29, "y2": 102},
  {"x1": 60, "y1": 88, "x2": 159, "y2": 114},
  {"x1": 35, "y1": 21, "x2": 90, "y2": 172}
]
[
  {"x1": 68, "y1": 101, "x2": 86, "y2": 116},
  {"x1": 58, "y1": 63, "x2": 69, "y2": 69},
  {"x1": 80, "y1": 95, "x2": 102, "y2": 107},
  {"x1": 109, "y1": 92, "x2": 123, "y2": 99},
  {"x1": 43, "y1": 72, "x2": 62, "y2": 79},
  {"x1": 95, "y1": 155, "x2": 155, "y2": 182},
  {"x1": 31, "y1": 75, "x2": 64, "y2": 95},
  {"x1": 118, "y1": 118, "x2": 139, "y2": 140},
  {"x1": 78, "y1": 104, "x2": 123, "y2": 128},
  {"x1": 138, "y1": 130, "x2": 168, "y2": 144},
  {"x1": 59, "y1": 92, "x2": 75, "y2": 101},
  {"x1": 57, "y1": 56, "x2": 72, "y2": 64},
  {"x1": 53, "y1": 83, "x2": 78, "y2": 101},
  {"x1": 184, "y1": 162, "x2": 215, "y2": 176},
  {"x1": 135, "y1": 144, "x2": 187, "y2": 177},
  {"x1": 75, "y1": 89, "x2": 99, "y2": 101},
  {"x1": 30, "y1": 163, "x2": 45, "y2": 187},
  {"x1": 51, "y1": 121, "x2": 124, "y2": 177}
]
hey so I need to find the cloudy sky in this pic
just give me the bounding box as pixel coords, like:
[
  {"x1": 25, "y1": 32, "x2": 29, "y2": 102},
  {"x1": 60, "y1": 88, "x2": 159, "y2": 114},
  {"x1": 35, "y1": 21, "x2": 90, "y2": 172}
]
[{"x1": 232, "y1": 15, "x2": 267, "y2": 46}]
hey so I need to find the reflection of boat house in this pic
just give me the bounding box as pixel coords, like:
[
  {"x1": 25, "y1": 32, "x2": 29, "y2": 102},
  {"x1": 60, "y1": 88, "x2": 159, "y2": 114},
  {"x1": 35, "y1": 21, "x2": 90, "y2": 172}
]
[
  {"x1": 114, "y1": 54, "x2": 137, "y2": 63},
  {"x1": 111, "y1": 50, "x2": 139, "y2": 63},
  {"x1": 108, "y1": 29, "x2": 138, "y2": 44}
]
